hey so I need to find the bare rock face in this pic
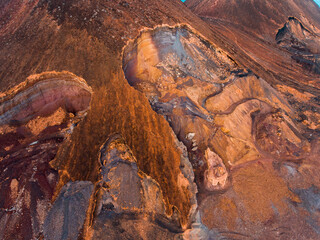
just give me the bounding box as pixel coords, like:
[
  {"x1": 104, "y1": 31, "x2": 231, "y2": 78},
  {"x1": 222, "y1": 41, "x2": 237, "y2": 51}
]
[
  {"x1": 0, "y1": 71, "x2": 92, "y2": 240},
  {"x1": 0, "y1": 71, "x2": 92, "y2": 125},
  {"x1": 98, "y1": 134, "x2": 166, "y2": 214},
  {"x1": 89, "y1": 134, "x2": 182, "y2": 239},
  {"x1": 276, "y1": 17, "x2": 320, "y2": 74},
  {"x1": 203, "y1": 148, "x2": 227, "y2": 191},
  {"x1": 43, "y1": 181, "x2": 94, "y2": 240}
]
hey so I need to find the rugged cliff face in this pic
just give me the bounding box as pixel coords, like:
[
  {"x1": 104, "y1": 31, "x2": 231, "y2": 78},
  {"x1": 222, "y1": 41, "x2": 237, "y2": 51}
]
[{"x1": 0, "y1": 0, "x2": 320, "y2": 239}]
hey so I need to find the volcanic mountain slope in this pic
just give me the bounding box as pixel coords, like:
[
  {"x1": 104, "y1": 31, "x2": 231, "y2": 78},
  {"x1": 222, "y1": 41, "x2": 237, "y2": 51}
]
[
  {"x1": 276, "y1": 16, "x2": 320, "y2": 74},
  {"x1": 0, "y1": 0, "x2": 320, "y2": 239},
  {"x1": 185, "y1": 0, "x2": 320, "y2": 37},
  {"x1": 122, "y1": 23, "x2": 319, "y2": 239},
  {"x1": 185, "y1": 0, "x2": 320, "y2": 135}
]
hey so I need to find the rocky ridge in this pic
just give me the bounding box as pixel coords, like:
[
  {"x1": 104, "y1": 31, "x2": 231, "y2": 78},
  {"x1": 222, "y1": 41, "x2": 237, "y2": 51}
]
[{"x1": 276, "y1": 17, "x2": 320, "y2": 74}]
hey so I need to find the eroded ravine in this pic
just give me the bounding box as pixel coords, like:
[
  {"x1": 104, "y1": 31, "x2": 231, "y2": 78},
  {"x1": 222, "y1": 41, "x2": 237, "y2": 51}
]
[{"x1": 122, "y1": 25, "x2": 315, "y2": 238}]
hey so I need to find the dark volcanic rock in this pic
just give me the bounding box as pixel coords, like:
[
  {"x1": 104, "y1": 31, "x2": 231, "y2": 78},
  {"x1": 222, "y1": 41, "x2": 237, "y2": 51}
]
[
  {"x1": 276, "y1": 17, "x2": 320, "y2": 74},
  {"x1": 43, "y1": 181, "x2": 94, "y2": 240}
]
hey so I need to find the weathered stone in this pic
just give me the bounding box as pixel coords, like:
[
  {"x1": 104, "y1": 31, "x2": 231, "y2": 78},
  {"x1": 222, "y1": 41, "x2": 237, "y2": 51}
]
[
  {"x1": 203, "y1": 148, "x2": 228, "y2": 190},
  {"x1": 98, "y1": 134, "x2": 166, "y2": 214},
  {"x1": 43, "y1": 181, "x2": 94, "y2": 240},
  {"x1": 89, "y1": 134, "x2": 182, "y2": 239}
]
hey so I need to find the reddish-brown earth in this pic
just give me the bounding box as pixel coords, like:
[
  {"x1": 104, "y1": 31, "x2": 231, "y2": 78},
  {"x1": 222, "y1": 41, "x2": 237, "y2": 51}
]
[{"x1": 0, "y1": 0, "x2": 320, "y2": 239}]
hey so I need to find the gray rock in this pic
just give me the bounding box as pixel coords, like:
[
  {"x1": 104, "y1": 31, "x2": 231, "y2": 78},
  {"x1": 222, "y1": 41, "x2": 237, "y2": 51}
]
[
  {"x1": 43, "y1": 181, "x2": 94, "y2": 240},
  {"x1": 89, "y1": 134, "x2": 181, "y2": 239}
]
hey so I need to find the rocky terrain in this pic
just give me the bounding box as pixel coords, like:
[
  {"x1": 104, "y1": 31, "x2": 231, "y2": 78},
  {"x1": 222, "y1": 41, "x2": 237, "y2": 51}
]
[
  {"x1": 0, "y1": 0, "x2": 320, "y2": 239},
  {"x1": 276, "y1": 17, "x2": 320, "y2": 74}
]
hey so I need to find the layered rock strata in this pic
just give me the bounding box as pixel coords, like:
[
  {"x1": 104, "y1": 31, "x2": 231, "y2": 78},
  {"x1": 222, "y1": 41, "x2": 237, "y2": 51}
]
[{"x1": 0, "y1": 71, "x2": 92, "y2": 240}]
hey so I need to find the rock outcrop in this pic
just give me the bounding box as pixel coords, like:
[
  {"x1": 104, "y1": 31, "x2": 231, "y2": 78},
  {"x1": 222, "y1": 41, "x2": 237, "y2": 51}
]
[
  {"x1": 276, "y1": 17, "x2": 320, "y2": 74},
  {"x1": 123, "y1": 24, "x2": 308, "y2": 184},
  {"x1": 43, "y1": 181, "x2": 94, "y2": 240},
  {"x1": 0, "y1": 71, "x2": 92, "y2": 240},
  {"x1": 0, "y1": 72, "x2": 92, "y2": 126},
  {"x1": 88, "y1": 134, "x2": 184, "y2": 239},
  {"x1": 123, "y1": 25, "x2": 237, "y2": 191}
]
